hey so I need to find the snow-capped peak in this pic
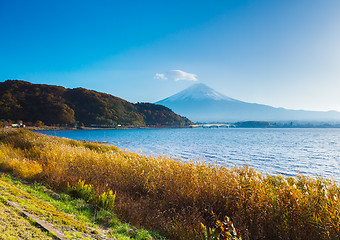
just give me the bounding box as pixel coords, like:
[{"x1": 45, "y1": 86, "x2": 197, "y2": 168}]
[{"x1": 159, "y1": 83, "x2": 235, "y2": 102}]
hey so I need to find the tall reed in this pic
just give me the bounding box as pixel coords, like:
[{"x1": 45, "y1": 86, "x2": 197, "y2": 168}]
[{"x1": 0, "y1": 129, "x2": 339, "y2": 239}]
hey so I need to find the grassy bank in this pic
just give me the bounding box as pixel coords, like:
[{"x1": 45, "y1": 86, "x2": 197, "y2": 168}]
[
  {"x1": 0, "y1": 174, "x2": 161, "y2": 239},
  {"x1": 0, "y1": 177, "x2": 54, "y2": 240},
  {"x1": 0, "y1": 129, "x2": 339, "y2": 239}
]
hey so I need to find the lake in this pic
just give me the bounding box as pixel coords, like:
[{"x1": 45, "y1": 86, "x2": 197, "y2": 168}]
[{"x1": 37, "y1": 128, "x2": 340, "y2": 181}]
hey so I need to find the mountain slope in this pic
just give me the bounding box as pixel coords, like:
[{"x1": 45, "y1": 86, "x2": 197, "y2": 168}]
[
  {"x1": 156, "y1": 83, "x2": 340, "y2": 122},
  {"x1": 0, "y1": 80, "x2": 193, "y2": 126}
]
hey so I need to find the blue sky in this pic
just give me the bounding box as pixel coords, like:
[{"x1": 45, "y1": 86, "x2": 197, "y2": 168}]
[{"x1": 1, "y1": 0, "x2": 340, "y2": 111}]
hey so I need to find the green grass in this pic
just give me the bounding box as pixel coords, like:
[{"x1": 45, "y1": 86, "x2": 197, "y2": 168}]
[
  {"x1": 0, "y1": 174, "x2": 163, "y2": 239},
  {"x1": 0, "y1": 176, "x2": 89, "y2": 236},
  {"x1": 0, "y1": 200, "x2": 53, "y2": 240}
]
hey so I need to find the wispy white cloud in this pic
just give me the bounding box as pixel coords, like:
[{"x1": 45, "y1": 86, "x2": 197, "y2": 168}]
[
  {"x1": 154, "y1": 73, "x2": 167, "y2": 80},
  {"x1": 154, "y1": 70, "x2": 198, "y2": 81},
  {"x1": 169, "y1": 70, "x2": 198, "y2": 81}
]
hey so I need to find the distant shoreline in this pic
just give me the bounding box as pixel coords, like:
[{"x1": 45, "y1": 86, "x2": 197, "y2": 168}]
[
  {"x1": 30, "y1": 125, "x2": 340, "y2": 131},
  {"x1": 28, "y1": 125, "x2": 192, "y2": 131},
  {"x1": 21, "y1": 119, "x2": 340, "y2": 131}
]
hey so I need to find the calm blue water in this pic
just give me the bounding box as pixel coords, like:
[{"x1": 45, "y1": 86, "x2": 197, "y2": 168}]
[{"x1": 37, "y1": 128, "x2": 340, "y2": 181}]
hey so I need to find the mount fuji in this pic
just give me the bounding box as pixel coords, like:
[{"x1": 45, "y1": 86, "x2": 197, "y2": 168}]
[{"x1": 156, "y1": 83, "x2": 340, "y2": 122}]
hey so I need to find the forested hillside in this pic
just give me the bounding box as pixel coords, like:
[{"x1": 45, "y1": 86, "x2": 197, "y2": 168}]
[{"x1": 0, "y1": 80, "x2": 192, "y2": 126}]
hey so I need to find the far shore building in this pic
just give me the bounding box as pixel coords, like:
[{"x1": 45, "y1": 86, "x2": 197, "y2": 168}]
[{"x1": 10, "y1": 123, "x2": 26, "y2": 128}]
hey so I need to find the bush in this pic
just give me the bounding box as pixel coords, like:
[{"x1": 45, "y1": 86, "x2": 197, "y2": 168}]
[
  {"x1": 67, "y1": 179, "x2": 95, "y2": 203},
  {"x1": 201, "y1": 215, "x2": 242, "y2": 240},
  {"x1": 98, "y1": 190, "x2": 116, "y2": 211}
]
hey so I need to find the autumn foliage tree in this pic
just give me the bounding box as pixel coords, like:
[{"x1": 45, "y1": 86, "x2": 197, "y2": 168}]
[{"x1": 0, "y1": 80, "x2": 193, "y2": 127}]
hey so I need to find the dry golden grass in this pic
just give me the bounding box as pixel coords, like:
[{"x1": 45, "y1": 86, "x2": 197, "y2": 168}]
[{"x1": 0, "y1": 129, "x2": 339, "y2": 239}]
